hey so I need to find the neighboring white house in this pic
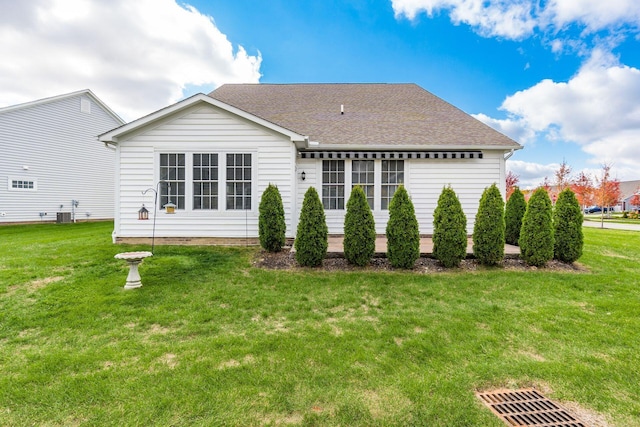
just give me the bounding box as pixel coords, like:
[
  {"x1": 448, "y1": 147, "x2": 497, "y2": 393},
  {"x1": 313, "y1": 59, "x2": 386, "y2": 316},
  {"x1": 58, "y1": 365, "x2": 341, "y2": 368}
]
[
  {"x1": 98, "y1": 83, "x2": 522, "y2": 243},
  {"x1": 618, "y1": 180, "x2": 640, "y2": 212},
  {"x1": 0, "y1": 90, "x2": 124, "y2": 223}
]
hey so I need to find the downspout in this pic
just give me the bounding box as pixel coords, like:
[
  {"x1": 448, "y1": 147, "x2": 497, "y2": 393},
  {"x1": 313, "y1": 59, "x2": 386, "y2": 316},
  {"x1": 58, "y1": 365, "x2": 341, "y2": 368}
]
[{"x1": 504, "y1": 149, "x2": 515, "y2": 161}]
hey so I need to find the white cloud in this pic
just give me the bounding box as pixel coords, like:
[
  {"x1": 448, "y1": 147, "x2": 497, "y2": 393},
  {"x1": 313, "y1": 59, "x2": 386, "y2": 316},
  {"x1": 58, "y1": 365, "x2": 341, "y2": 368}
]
[
  {"x1": 392, "y1": 0, "x2": 640, "y2": 41},
  {"x1": 476, "y1": 48, "x2": 640, "y2": 181},
  {"x1": 391, "y1": 0, "x2": 537, "y2": 39},
  {"x1": 472, "y1": 113, "x2": 535, "y2": 145},
  {"x1": 498, "y1": 49, "x2": 640, "y2": 170},
  {"x1": 506, "y1": 160, "x2": 559, "y2": 189},
  {"x1": 546, "y1": 0, "x2": 640, "y2": 33},
  {"x1": 0, "y1": 0, "x2": 261, "y2": 120}
]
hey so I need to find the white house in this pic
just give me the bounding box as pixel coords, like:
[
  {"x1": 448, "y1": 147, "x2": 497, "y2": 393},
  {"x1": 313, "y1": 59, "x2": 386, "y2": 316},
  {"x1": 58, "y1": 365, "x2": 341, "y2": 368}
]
[
  {"x1": 0, "y1": 90, "x2": 124, "y2": 223},
  {"x1": 98, "y1": 84, "x2": 522, "y2": 243}
]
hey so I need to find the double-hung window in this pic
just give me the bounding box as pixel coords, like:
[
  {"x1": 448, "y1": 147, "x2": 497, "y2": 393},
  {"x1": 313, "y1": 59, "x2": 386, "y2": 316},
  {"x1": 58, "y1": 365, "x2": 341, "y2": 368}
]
[
  {"x1": 159, "y1": 153, "x2": 185, "y2": 209},
  {"x1": 381, "y1": 160, "x2": 404, "y2": 210},
  {"x1": 193, "y1": 154, "x2": 218, "y2": 209},
  {"x1": 226, "y1": 153, "x2": 252, "y2": 210},
  {"x1": 352, "y1": 160, "x2": 374, "y2": 209},
  {"x1": 322, "y1": 160, "x2": 345, "y2": 210}
]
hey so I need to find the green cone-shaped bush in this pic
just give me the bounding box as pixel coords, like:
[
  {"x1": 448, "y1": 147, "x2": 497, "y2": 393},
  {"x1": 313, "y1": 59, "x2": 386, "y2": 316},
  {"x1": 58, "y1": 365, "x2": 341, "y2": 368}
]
[
  {"x1": 259, "y1": 184, "x2": 286, "y2": 252},
  {"x1": 519, "y1": 188, "x2": 554, "y2": 266},
  {"x1": 473, "y1": 183, "x2": 505, "y2": 265},
  {"x1": 344, "y1": 186, "x2": 376, "y2": 266},
  {"x1": 386, "y1": 185, "x2": 420, "y2": 268},
  {"x1": 433, "y1": 186, "x2": 467, "y2": 268},
  {"x1": 553, "y1": 188, "x2": 584, "y2": 263},
  {"x1": 294, "y1": 187, "x2": 328, "y2": 267},
  {"x1": 505, "y1": 187, "x2": 526, "y2": 246}
]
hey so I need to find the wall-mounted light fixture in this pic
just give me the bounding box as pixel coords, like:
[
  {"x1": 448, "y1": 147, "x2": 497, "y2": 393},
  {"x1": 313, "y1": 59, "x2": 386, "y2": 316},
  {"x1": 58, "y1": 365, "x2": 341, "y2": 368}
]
[{"x1": 301, "y1": 171, "x2": 306, "y2": 181}]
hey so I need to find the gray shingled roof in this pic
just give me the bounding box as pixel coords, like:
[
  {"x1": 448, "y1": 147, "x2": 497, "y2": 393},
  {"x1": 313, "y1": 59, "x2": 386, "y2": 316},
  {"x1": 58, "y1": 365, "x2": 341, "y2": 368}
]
[{"x1": 209, "y1": 83, "x2": 521, "y2": 149}]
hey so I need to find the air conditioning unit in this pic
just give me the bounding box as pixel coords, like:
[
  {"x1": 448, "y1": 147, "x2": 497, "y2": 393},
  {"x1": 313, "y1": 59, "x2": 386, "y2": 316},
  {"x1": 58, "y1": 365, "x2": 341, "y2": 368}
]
[{"x1": 56, "y1": 212, "x2": 71, "y2": 224}]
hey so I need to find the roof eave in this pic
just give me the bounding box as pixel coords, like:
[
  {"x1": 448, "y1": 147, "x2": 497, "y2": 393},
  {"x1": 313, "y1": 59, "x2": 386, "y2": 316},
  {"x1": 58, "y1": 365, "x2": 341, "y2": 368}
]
[
  {"x1": 302, "y1": 142, "x2": 523, "y2": 151},
  {"x1": 98, "y1": 93, "x2": 308, "y2": 144}
]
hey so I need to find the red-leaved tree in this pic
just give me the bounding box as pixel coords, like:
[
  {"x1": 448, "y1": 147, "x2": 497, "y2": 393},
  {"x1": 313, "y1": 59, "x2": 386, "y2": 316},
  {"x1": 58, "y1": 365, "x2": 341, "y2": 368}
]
[
  {"x1": 630, "y1": 187, "x2": 640, "y2": 211},
  {"x1": 595, "y1": 164, "x2": 621, "y2": 226},
  {"x1": 555, "y1": 160, "x2": 572, "y2": 191},
  {"x1": 506, "y1": 170, "x2": 519, "y2": 200},
  {"x1": 571, "y1": 171, "x2": 594, "y2": 209}
]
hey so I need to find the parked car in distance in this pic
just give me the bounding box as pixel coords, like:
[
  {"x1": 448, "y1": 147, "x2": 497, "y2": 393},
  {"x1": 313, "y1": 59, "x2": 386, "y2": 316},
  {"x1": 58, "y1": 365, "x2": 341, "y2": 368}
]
[{"x1": 584, "y1": 206, "x2": 615, "y2": 214}]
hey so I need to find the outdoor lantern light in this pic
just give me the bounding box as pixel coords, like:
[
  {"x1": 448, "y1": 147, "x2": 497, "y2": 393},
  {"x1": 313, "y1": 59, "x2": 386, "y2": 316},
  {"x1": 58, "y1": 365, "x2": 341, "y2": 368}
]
[
  {"x1": 138, "y1": 204, "x2": 149, "y2": 220},
  {"x1": 301, "y1": 171, "x2": 306, "y2": 181},
  {"x1": 163, "y1": 202, "x2": 176, "y2": 214}
]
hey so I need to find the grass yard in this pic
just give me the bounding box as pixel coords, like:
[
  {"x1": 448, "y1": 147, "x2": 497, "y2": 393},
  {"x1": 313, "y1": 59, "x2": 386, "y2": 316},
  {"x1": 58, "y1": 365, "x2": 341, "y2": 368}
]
[{"x1": 1, "y1": 222, "x2": 639, "y2": 426}]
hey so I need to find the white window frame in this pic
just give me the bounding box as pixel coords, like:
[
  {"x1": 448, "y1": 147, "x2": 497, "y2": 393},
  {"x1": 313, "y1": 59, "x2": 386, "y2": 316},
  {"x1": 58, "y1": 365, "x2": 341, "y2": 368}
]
[
  {"x1": 381, "y1": 160, "x2": 405, "y2": 210},
  {"x1": 317, "y1": 158, "x2": 409, "y2": 212},
  {"x1": 156, "y1": 151, "x2": 255, "y2": 214},
  {"x1": 8, "y1": 177, "x2": 37, "y2": 192},
  {"x1": 225, "y1": 153, "x2": 252, "y2": 210},
  {"x1": 322, "y1": 159, "x2": 345, "y2": 210},
  {"x1": 352, "y1": 160, "x2": 375, "y2": 209},
  {"x1": 159, "y1": 153, "x2": 186, "y2": 210},
  {"x1": 193, "y1": 153, "x2": 219, "y2": 210}
]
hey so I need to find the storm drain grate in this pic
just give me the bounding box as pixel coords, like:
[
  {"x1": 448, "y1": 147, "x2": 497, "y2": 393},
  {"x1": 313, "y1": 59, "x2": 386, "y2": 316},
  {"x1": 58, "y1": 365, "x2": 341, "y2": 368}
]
[{"x1": 476, "y1": 389, "x2": 588, "y2": 427}]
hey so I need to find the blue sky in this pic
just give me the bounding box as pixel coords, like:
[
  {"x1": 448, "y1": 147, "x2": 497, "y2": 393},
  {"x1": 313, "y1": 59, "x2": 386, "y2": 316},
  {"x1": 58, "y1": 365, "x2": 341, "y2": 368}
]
[{"x1": 1, "y1": 0, "x2": 639, "y2": 188}]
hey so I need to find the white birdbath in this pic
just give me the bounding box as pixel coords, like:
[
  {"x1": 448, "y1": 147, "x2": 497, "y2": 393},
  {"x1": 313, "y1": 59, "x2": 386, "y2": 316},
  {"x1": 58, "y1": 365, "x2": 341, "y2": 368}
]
[{"x1": 114, "y1": 251, "x2": 153, "y2": 289}]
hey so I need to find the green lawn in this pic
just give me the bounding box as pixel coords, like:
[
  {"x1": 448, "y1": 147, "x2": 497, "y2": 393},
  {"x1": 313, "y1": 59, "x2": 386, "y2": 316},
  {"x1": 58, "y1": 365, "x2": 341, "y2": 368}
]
[{"x1": 1, "y1": 222, "x2": 639, "y2": 426}]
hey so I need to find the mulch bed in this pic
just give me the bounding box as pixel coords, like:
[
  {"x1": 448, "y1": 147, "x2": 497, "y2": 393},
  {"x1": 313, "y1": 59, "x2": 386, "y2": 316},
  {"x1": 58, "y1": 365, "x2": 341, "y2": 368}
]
[{"x1": 254, "y1": 248, "x2": 587, "y2": 273}]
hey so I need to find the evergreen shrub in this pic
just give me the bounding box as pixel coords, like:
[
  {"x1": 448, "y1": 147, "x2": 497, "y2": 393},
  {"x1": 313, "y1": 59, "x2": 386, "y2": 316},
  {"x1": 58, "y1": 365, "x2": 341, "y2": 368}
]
[
  {"x1": 294, "y1": 187, "x2": 328, "y2": 267},
  {"x1": 553, "y1": 188, "x2": 584, "y2": 263},
  {"x1": 505, "y1": 187, "x2": 526, "y2": 246},
  {"x1": 433, "y1": 186, "x2": 467, "y2": 268},
  {"x1": 473, "y1": 183, "x2": 505, "y2": 265},
  {"x1": 519, "y1": 188, "x2": 554, "y2": 266},
  {"x1": 343, "y1": 186, "x2": 376, "y2": 266},
  {"x1": 258, "y1": 184, "x2": 286, "y2": 252},
  {"x1": 386, "y1": 185, "x2": 420, "y2": 268}
]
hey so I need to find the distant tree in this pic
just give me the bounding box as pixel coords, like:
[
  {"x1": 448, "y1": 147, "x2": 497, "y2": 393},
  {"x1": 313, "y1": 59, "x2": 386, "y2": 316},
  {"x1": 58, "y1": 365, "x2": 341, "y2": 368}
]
[
  {"x1": 258, "y1": 184, "x2": 286, "y2": 252},
  {"x1": 571, "y1": 171, "x2": 594, "y2": 210},
  {"x1": 630, "y1": 187, "x2": 640, "y2": 212},
  {"x1": 553, "y1": 189, "x2": 583, "y2": 263},
  {"x1": 433, "y1": 186, "x2": 467, "y2": 268},
  {"x1": 473, "y1": 183, "x2": 505, "y2": 265},
  {"x1": 294, "y1": 187, "x2": 328, "y2": 267},
  {"x1": 554, "y1": 160, "x2": 572, "y2": 192},
  {"x1": 595, "y1": 164, "x2": 621, "y2": 226},
  {"x1": 343, "y1": 186, "x2": 376, "y2": 266},
  {"x1": 519, "y1": 188, "x2": 554, "y2": 267},
  {"x1": 386, "y1": 185, "x2": 420, "y2": 269},
  {"x1": 505, "y1": 187, "x2": 526, "y2": 246},
  {"x1": 539, "y1": 176, "x2": 552, "y2": 194},
  {"x1": 506, "y1": 171, "x2": 520, "y2": 200}
]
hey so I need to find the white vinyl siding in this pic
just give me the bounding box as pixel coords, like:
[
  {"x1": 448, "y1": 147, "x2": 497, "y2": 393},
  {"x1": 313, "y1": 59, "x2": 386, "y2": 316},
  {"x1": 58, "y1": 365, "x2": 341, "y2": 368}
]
[
  {"x1": 297, "y1": 152, "x2": 504, "y2": 235},
  {"x1": 9, "y1": 177, "x2": 37, "y2": 191},
  {"x1": 116, "y1": 104, "x2": 296, "y2": 239},
  {"x1": 0, "y1": 92, "x2": 122, "y2": 223}
]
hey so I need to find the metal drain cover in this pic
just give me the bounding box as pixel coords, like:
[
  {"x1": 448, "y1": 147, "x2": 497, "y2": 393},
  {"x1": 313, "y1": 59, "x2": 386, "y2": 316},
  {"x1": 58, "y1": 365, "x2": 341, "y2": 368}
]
[{"x1": 477, "y1": 389, "x2": 588, "y2": 426}]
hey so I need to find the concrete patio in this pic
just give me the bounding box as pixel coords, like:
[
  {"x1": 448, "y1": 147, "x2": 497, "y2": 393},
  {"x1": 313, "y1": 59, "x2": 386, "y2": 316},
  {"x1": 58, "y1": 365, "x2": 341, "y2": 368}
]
[{"x1": 319, "y1": 236, "x2": 520, "y2": 257}]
